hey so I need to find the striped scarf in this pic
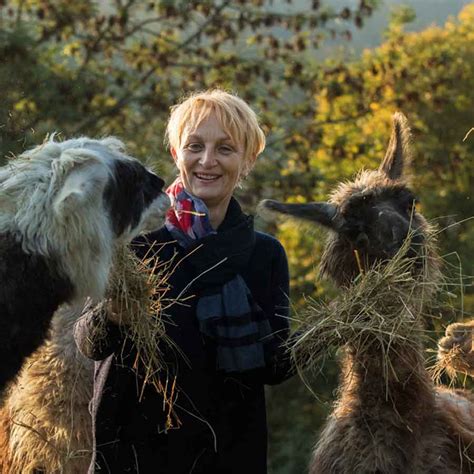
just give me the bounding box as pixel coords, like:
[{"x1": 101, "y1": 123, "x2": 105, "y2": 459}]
[{"x1": 165, "y1": 178, "x2": 274, "y2": 373}]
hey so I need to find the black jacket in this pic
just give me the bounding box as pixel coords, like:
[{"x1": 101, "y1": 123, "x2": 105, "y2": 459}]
[{"x1": 74, "y1": 225, "x2": 292, "y2": 474}]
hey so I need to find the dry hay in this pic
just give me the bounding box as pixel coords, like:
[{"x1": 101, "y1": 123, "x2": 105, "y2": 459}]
[
  {"x1": 94, "y1": 242, "x2": 181, "y2": 430},
  {"x1": 291, "y1": 231, "x2": 442, "y2": 382},
  {"x1": 432, "y1": 345, "x2": 466, "y2": 383}
]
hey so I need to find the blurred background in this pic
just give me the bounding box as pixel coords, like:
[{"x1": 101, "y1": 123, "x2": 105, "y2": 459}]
[{"x1": 1, "y1": 1, "x2": 472, "y2": 472}]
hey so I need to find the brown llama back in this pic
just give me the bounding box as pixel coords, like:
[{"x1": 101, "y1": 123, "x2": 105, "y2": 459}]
[{"x1": 261, "y1": 113, "x2": 473, "y2": 473}]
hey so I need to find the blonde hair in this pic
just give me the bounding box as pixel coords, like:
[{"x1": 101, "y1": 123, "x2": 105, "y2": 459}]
[{"x1": 165, "y1": 89, "x2": 266, "y2": 175}]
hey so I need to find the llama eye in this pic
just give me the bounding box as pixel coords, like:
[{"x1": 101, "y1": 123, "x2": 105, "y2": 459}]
[{"x1": 407, "y1": 198, "x2": 419, "y2": 212}]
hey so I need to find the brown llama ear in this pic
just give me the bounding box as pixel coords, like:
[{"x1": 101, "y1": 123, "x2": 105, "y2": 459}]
[
  {"x1": 259, "y1": 199, "x2": 343, "y2": 231},
  {"x1": 379, "y1": 112, "x2": 411, "y2": 180}
]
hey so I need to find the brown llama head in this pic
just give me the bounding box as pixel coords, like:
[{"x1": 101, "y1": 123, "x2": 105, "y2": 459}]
[{"x1": 261, "y1": 112, "x2": 434, "y2": 287}]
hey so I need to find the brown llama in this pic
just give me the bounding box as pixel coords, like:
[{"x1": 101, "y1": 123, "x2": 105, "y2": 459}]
[
  {"x1": 0, "y1": 303, "x2": 93, "y2": 474},
  {"x1": 0, "y1": 247, "x2": 166, "y2": 473},
  {"x1": 261, "y1": 113, "x2": 474, "y2": 473}
]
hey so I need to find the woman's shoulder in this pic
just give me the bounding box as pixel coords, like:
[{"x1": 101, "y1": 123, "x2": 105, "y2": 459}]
[
  {"x1": 132, "y1": 226, "x2": 177, "y2": 259},
  {"x1": 254, "y1": 230, "x2": 284, "y2": 248},
  {"x1": 245, "y1": 231, "x2": 289, "y2": 289},
  {"x1": 254, "y1": 231, "x2": 287, "y2": 261},
  {"x1": 144, "y1": 226, "x2": 173, "y2": 243}
]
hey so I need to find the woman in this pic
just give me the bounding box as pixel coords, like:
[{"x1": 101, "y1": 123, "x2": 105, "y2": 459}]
[{"x1": 74, "y1": 89, "x2": 293, "y2": 473}]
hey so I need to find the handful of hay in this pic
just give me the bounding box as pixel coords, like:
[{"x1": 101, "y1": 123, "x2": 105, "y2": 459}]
[
  {"x1": 105, "y1": 243, "x2": 180, "y2": 428},
  {"x1": 291, "y1": 235, "x2": 441, "y2": 373}
]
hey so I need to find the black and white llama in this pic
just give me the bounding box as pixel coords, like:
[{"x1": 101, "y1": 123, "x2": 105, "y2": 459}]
[{"x1": 0, "y1": 136, "x2": 169, "y2": 392}]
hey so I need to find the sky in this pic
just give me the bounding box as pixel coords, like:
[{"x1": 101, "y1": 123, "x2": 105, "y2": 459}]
[{"x1": 290, "y1": 0, "x2": 471, "y2": 57}]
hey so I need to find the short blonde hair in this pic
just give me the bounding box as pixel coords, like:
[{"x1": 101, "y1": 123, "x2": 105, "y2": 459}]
[{"x1": 165, "y1": 89, "x2": 266, "y2": 175}]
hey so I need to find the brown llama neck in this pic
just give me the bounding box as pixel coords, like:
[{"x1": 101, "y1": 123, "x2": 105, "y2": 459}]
[{"x1": 338, "y1": 336, "x2": 436, "y2": 421}]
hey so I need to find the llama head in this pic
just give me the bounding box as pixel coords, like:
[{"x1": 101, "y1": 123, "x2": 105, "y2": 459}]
[
  {"x1": 261, "y1": 113, "x2": 432, "y2": 287},
  {"x1": 437, "y1": 320, "x2": 474, "y2": 377},
  {"x1": 0, "y1": 136, "x2": 170, "y2": 299}
]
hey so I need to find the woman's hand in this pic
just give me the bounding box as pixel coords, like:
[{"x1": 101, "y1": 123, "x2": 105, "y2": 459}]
[
  {"x1": 105, "y1": 299, "x2": 130, "y2": 325},
  {"x1": 105, "y1": 298, "x2": 143, "y2": 326}
]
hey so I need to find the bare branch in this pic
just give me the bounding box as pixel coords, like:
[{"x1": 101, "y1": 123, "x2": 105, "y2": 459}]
[{"x1": 72, "y1": 0, "x2": 234, "y2": 134}]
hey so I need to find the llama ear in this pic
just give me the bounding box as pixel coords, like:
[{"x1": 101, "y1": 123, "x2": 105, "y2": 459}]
[
  {"x1": 52, "y1": 150, "x2": 107, "y2": 215},
  {"x1": 259, "y1": 199, "x2": 342, "y2": 231},
  {"x1": 379, "y1": 112, "x2": 411, "y2": 180}
]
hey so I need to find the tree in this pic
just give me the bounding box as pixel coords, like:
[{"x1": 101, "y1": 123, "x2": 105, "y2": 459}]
[{"x1": 0, "y1": 0, "x2": 378, "y2": 165}]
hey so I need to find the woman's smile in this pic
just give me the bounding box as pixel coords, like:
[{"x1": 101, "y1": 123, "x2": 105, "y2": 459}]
[{"x1": 194, "y1": 172, "x2": 222, "y2": 182}]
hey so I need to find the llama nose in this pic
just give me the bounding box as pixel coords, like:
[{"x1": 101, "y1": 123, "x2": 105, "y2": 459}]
[
  {"x1": 377, "y1": 210, "x2": 408, "y2": 242},
  {"x1": 149, "y1": 172, "x2": 165, "y2": 192},
  {"x1": 446, "y1": 323, "x2": 466, "y2": 341},
  {"x1": 355, "y1": 232, "x2": 369, "y2": 249}
]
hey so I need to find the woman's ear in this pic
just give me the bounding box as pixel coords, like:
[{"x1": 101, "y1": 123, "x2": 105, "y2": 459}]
[{"x1": 170, "y1": 147, "x2": 178, "y2": 162}]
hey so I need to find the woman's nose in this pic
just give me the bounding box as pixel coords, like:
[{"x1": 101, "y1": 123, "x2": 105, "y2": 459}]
[{"x1": 199, "y1": 148, "x2": 217, "y2": 167}]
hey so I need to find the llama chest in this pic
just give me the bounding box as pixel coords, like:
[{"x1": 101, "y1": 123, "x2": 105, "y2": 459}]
[
  {"x1": 314, "y1": 408, "x2": 460, "y2": 474},
  {"x1": 0, "y1": 233, "x2": 74, "y2": 389},
  {"x1": 0, "y1": 233, "x2": 73, "y2": 317}
]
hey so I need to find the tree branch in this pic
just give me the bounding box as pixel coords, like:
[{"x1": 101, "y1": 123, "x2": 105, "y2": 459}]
[{"x1": 71, "y1": 0, "x2": 233, "y2": 134}]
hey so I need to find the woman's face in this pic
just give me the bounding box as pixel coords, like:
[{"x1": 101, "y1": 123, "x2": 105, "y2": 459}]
[{"x1": 172, "y1": 113, "x2": 246, "y2": 209}]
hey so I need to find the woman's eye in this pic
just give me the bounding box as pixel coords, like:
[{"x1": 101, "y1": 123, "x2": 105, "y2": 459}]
[
  {"x1": 187, "y1": 143, "x2": 203, "y2": 152},
  {"x1": 219, "y1": 145, "x2": 234, "y2": 154}
]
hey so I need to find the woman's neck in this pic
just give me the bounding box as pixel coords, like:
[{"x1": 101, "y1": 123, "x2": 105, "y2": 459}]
[{"x1": 207, "y1": 196, "x2": 232, "y2": 230}]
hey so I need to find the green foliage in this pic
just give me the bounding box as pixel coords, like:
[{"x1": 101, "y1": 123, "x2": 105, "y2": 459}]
[
  {"x1": 266, "y1": 366, "x2": 337, "y2": 473},
  {"x1": 0, "y1": 0, "x2": 376, "y2": 166},
  {"x1": 389, "y1": 4, "x2": 416, "y2": 28}
]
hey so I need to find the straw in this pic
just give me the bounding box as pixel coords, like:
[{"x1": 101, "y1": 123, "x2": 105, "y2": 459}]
[
  {"x1": 105, "y1": 242, "x2": 181, "y2": 430},
  {"x1": 290, "y1": 230, "x2": 442, "y2": 381}
]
